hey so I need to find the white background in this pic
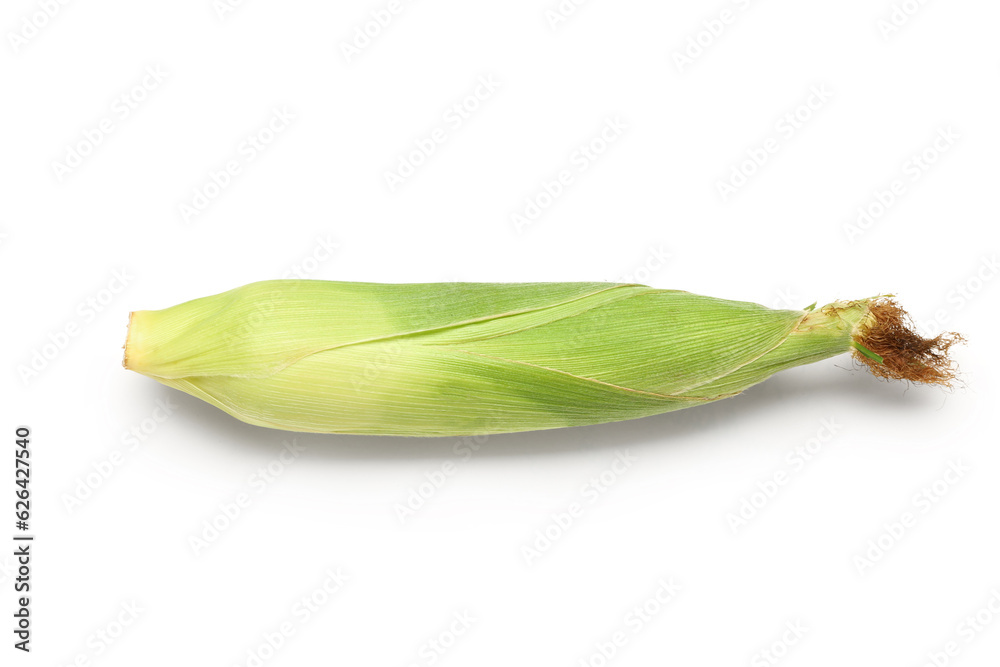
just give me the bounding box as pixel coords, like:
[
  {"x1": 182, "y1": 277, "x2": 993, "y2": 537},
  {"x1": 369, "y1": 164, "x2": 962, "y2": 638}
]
[{"x1": 3, "y1": 0, "x2": 999, "y2": 665}]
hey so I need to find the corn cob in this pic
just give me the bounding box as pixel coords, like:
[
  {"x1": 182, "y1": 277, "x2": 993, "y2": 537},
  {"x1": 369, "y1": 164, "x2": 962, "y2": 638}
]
[{"x1": 123, "y1": 280, "x2": 961, "y2": 436}]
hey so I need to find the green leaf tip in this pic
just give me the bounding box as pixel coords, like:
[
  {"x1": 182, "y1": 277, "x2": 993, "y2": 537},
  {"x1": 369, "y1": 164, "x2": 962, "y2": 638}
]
[{"x1": 851, "y1": 340, "x2": 884, "y2": 364}]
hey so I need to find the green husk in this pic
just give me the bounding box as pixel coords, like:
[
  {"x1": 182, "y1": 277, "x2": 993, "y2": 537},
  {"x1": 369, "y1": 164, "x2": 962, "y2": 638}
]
[{"x1": 123, "y1": 280, "x2": 961, "y2": 436}]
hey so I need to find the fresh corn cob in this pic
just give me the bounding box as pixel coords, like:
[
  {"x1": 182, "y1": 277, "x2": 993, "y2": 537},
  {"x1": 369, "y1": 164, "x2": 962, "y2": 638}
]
[{"x1": 123, "y1": 280, "x2": 961, "y2": 436}]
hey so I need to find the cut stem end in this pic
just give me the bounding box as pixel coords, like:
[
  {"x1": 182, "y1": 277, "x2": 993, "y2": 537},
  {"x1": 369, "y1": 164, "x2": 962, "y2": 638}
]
[
  {"x1": 122, "y1": 312, "x2": 133, "y2": 369},
  {"x1": 853, "y1": 298, "x2": 964, "y2": 387},
  {"x1": 123, "y1": 311, "x2": 144, "y2": 372}
]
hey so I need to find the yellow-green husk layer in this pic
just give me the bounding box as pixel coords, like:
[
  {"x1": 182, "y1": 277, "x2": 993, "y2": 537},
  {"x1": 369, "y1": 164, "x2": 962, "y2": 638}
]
[{"x1": 123, "y1": 280, "x2": 894, "y2": 436}]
